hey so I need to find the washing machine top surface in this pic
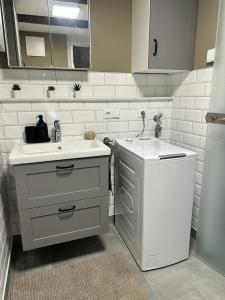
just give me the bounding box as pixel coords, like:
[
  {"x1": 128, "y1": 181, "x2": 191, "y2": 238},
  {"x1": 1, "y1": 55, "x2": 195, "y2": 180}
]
[{"x1": 115, "y1": 137, "x2": 197, "y2": 161}]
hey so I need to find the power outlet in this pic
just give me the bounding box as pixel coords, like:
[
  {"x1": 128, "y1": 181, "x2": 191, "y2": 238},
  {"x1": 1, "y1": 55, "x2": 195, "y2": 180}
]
[{"x1": 104, "y1": 109, "x2": 120, "y2": 119}]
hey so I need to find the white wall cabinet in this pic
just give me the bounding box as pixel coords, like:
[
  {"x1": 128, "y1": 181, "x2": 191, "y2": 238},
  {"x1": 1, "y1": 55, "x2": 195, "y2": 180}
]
[{"x1": 131, "y1": 0, "x2": 198, "y2": 73}]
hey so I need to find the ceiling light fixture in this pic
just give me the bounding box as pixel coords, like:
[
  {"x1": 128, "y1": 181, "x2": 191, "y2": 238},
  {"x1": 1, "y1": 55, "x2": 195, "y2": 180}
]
[{"x1": 52, "y1": 5, "x2": 80, "y2": 19}]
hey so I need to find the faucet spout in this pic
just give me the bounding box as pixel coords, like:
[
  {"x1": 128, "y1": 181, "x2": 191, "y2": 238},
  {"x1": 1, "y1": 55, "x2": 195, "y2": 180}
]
[{"x1": 153, "y1": 113, "x2": 163, "y2": 138}]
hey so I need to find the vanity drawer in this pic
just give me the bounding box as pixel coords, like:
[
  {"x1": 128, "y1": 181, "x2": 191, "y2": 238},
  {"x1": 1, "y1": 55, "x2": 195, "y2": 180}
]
[
  {"x1": 19, "y1": 197, "x2": 109, "y2": 251},
  {"x1": 14, "y1": 157, "x2": 109, "y2": 210}
]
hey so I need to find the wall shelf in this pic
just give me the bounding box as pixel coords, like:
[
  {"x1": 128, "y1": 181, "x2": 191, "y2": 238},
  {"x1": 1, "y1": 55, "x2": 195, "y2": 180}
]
[{"x1": 0, "y1": 97, "x2": 173, "y2": 103}]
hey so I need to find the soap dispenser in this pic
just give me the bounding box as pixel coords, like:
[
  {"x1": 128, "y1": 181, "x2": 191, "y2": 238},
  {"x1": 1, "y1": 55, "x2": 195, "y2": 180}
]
[{"x1": 36, "y1": 115, "x2": 50, "y2": 142}]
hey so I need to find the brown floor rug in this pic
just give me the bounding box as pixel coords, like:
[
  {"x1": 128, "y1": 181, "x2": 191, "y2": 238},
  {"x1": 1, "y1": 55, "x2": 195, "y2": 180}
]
[{"x1": 11, "y1": 252, "x2": 148, "y2": 300}]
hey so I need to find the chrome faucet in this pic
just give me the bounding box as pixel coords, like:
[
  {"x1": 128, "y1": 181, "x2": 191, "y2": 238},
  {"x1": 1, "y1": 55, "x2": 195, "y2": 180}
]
[
  {"x1": 53, "y1": 120, "x2": 61, "y2": 142},
  {"x1": 153, "y1": 113, "x2": 163, "y2": 138}
]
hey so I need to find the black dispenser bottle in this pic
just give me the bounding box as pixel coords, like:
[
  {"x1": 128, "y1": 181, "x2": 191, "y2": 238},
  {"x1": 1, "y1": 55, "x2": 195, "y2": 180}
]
[{"x1": 36, "y1": 115, "x2": 50, "y2": 142}]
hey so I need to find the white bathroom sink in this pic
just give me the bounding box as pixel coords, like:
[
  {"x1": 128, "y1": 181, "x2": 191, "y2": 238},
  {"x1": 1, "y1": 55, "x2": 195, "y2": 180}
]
[{"x1": 9, "y1": 139, "x2": 111, "y2": 165}]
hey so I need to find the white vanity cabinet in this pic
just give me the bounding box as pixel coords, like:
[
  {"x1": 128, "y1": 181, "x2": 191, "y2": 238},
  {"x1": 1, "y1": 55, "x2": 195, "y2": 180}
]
[{"x1": 131, "y1": 0, "x2": 198, "y2": 73}]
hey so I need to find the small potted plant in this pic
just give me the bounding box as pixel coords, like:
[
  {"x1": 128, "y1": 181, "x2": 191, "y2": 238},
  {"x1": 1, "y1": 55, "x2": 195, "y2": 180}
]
[
  {"x1": 72, "y1": 83, "x2": 81, "y2": 98},
  {"x1": 47, "y1": 86, "x2": 56, "y2": 98},
  {"x1": 11, "y1": 84, "x2": 21, "y2": 98}
]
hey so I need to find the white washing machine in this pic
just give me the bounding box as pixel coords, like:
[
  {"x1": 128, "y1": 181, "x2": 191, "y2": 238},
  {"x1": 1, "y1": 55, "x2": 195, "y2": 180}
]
[{"x1": 114, "y1": 137, "x2": 196, "y2": 271}]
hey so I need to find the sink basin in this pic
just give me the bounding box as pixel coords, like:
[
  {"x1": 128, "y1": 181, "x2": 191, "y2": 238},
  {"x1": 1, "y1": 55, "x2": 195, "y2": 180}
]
[{"x1": 9, "y1": 139, "x2": 111, "y2": 165}]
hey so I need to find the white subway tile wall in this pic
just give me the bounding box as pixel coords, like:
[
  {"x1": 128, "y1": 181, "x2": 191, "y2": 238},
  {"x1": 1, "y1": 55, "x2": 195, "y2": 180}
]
[
  {"x1": 0, "y1": 170, "x2": 11, "y2": 300},
  {"x1": 168, "y1": 67, "x2": 213, "y2": 230},
  {"x1": 0, "y1": 69, "x2": 171, "y2": 235},
  {"x1": 0, "y1": 67, "x2": 213, "y2": 236}
]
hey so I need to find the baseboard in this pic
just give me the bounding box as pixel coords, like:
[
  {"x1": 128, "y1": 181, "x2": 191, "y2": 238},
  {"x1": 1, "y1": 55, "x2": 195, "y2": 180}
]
[
  {"x1": 2, "y1": 238, "x2": 13, "y2": 300},
  {"x1": 191, "y1": 227, "x2": 197, "y2": 240}
]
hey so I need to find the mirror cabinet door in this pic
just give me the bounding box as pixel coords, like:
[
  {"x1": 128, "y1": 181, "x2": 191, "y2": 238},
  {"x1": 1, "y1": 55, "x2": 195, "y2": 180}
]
[
  {"x1": 2, "y1": 0, "x2": 91, "y2": 69},
  {"x1": 14, "y1": 0, "x2": 52, "y2": 68},
  {"x1": 48, "y1": 0, "x2": 90, "y2": 69},
  {"x1": 2, "y1": 0, "x2": 22, "y2": 66}
]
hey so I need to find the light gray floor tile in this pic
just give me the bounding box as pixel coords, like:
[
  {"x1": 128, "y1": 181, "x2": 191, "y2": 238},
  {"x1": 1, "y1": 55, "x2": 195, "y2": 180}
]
[
  {"x1": 143, "y1": 253, "x2": 225, "y2": 300},
  {"x1": 11, "y1": 225, "x2": 225, "y2": 300}
]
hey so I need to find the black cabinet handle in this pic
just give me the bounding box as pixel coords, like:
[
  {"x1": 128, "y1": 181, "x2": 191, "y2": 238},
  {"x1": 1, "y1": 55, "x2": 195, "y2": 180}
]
[
  {"x1": 56, "y1": 164, "x2": 74, "y2": 170},
  {"x1": 58, "y1": 205, "x2": 76, "y2": 213},
  {"x1": 153, "y1": 39, "x2": 158, "y2": 56}
]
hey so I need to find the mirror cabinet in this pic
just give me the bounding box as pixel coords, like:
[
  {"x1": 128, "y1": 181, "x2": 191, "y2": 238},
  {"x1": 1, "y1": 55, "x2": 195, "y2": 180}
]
[{"x1": 1, "y1": 0, "x2": 91, "y2": 70}]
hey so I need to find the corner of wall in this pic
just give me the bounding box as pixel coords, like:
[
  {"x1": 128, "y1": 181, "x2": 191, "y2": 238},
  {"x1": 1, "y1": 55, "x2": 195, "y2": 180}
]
[
  {"x1": 168, "y1": 67, "x2": 213, "y2": 230},
  {"x1": 0, "y1": 169, "x2": 13, "y2": 300}
]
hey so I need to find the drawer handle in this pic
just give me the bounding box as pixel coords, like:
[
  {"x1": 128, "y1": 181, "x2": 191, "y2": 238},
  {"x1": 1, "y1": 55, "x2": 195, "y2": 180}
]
[
  {"x1": 56, "y1": 164, "x2": 74, "y2": 170},
  {"x1": 58, "y1": 205, "x2": 76, "y2": 213},
  {"x1": 153, "y1": 39, "x2": 158, "y2": 56}
]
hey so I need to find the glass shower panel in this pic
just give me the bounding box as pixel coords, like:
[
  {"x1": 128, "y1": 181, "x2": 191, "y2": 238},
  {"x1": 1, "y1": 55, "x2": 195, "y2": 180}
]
[{"x1": 196, "y1": 0, "x2": 225, "y2": 275}]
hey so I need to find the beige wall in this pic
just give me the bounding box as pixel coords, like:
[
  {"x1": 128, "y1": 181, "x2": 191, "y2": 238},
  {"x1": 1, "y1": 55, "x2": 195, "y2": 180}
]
[
  {"x1": 19, "y1": 32, "x2": 68, "y2": 68},
  {"x1": 194, "y1": 0, "x2": 219, "y2": 69},
  {"x1": 20, "y1": 32, "x2": 52, "y2": 67},
  {"x1": 90, "y1": 0, "x2": 219, "y2": 72},
  {"x1": 90, "y1": 0, "x2": 132, "y2": 73},
  {"x1": 0, "y1": 52, "x2": 8, "y2": 68},
  {"x1": 51, "y1": 34, "x2": 68, "y2": 68}
]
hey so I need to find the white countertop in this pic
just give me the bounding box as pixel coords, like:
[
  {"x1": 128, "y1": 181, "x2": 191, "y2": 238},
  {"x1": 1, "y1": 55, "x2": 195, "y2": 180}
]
[{"x1": 9, "y1": 139, "x2": 111, "y2": 165}]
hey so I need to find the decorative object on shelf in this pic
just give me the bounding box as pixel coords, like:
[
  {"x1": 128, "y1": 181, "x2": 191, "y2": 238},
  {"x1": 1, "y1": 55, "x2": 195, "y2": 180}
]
[
  {"x1": 84, "y1": 131, "x2": 96, "y2": 140},
  {"x1": 11, "y1": 83, "x2": 21, "y2": 98},
  {"x1": 72, "y1": 83, "x2": 81, "y2": 98},
  {"x1": 47, "y1": 86, "x2": 56, "y2": 98}
]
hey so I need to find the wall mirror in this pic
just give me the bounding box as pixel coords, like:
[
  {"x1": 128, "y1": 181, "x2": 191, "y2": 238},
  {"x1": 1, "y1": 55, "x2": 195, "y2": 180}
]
[{"x1": 1, "y1": 0, "x2": 91, "y2": 70}]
